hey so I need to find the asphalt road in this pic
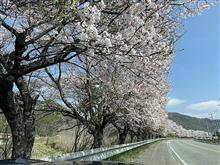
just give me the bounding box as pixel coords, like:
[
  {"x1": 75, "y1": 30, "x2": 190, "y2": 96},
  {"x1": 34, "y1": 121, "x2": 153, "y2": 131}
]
[{"x1": 133, "y1": 139, "x2": 220, "y2": 165}]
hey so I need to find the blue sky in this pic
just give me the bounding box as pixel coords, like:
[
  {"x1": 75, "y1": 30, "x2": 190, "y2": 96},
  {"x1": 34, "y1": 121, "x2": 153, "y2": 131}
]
[{"x1": 166, "y1": 5, "x2": 219, "y2": 119}]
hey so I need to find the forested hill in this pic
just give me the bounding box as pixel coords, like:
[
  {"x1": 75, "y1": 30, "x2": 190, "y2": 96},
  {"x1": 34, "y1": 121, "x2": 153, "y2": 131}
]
[{"x1": 168, "y1": 112, "x2": 220, "y2": 132}]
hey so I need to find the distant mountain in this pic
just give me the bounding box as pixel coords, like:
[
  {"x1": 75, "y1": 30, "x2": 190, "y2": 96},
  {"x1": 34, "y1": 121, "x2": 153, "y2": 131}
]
[{"x1": 168, "y1": 112, "x2": 220, "y2": 132}]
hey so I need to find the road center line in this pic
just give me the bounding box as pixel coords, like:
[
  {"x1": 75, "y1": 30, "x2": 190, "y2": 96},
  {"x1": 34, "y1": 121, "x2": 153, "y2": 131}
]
[{"x1": 168, "y1": 141, "x2": 188, "y2": 165}]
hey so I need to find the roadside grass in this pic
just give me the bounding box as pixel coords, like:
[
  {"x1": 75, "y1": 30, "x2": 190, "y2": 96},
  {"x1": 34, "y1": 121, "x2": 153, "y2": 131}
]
[
  {"x1": 106, "y1": 140, "x2": 161, "y2": 163},
  {"x1": 31, "y1": 136, "x2": 65, "y2": 159}
]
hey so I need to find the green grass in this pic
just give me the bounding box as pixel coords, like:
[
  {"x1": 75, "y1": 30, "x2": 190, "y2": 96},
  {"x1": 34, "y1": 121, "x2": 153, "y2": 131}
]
[{"x1": 106, "y1": 140, "x2": 161, "y2": 163}]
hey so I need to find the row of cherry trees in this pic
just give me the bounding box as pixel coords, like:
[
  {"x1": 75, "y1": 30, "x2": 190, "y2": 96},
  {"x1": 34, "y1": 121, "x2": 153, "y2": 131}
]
[
  {"x1": 0, "y1": 0, "x2": 216, "y2": 160},
  {"x1": 166, "y1": 119, "x2": 210, "y2": 138}
]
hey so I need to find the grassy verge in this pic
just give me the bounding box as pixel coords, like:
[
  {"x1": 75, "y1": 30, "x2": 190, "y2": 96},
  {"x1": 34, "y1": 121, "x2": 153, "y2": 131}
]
[
  {"x1": 31, "y1": 136, "x2": 65, "y2": 159},
  {"x1": 106, "y1": 140, "x2": 161, "y2": 163}
]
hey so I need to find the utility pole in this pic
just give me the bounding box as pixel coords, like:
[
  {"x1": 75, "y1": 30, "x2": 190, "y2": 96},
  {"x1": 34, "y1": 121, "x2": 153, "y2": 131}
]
[
  {"x1": 209, "y1": 113, "x2": 214, "y2": 120},
  {"x1": 209, "y1": 112, "x2": 214, "y2": 137},
  {"x1": 218, "y1": 98, "x2": 220, "y2": 133},
  {"x1": 205, "y1": 112, "x2": 214, "y2": 139},
  {"x1": 207, "y1": 98, "x2": 220, "y2": 139},
  {"x1": 205, "y1": 117, "x2": 211, "y2": 138}
]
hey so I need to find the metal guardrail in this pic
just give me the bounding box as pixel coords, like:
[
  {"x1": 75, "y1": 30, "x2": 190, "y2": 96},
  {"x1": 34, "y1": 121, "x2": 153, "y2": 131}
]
[{"x1": 41, "y1": 138, "x2": 164, "y2": 162}]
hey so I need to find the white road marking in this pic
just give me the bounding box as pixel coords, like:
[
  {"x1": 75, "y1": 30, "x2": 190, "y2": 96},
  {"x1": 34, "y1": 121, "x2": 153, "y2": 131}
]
[{"x1": 168, "y1": 141, "x2": 188, "y2": 165}]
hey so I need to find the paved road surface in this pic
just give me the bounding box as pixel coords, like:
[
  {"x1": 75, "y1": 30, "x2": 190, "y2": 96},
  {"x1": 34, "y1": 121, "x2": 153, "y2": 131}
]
[{"x1": 133, "y1": 139, "x2": 220, "y2": 165}]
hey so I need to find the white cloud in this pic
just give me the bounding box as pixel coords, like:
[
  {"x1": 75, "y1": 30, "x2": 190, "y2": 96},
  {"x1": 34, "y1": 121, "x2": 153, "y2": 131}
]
[
  {"x1": 167, "y1": 98, "x2": 185, "y2": 106},
  {"x1": 188, "y1": 100, "x2": 219, "y2": 111}
]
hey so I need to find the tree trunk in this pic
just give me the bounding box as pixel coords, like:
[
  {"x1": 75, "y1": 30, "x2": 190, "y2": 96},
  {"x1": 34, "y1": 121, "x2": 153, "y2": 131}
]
[
  {"x1": 0, "y1": 80, "x2": 35, "y2": 159},
  {"x1": 9, "y1": 113, "x2": 35, "y2": 159},
  {"x1": 137, "y1": 129, "x2": 142, "y2": 141},
  {"x1": 118, "y1": 130, "x2": 127, "y2": 144},
  {"x1": 91, "y1": 128, "x2": 104, "y2": 148},
  {"x1": 15, "y1": 77, "x2": 36, "y2": 159},
  {"x1": 130, "y1": 132, "x2": 134, "y2": 143},
  {"x1": 141, "y1": 134, "x2": 146, "y2": 141}
]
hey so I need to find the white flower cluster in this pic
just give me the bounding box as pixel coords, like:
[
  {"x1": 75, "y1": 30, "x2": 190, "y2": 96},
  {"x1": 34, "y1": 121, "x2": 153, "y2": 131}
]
[
  {"x1": 0, "y1": 0, "x2": 217, "y2": 139},
  {"x1": 166, "y1": 120, "x2": 210, "y2": 138}
]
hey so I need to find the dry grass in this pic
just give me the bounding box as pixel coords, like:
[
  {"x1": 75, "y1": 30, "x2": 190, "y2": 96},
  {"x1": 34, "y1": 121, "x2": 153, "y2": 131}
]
[
  {"x1": 53, "y1": 134, "x2": 75, "y2": 153},
  {"x1": 31, "y1": 136, "x2": 64, "y2": 159},
  {"x1": 103, "y1": 135, "x2": 118, "y2": 147},
  {"x1": 32, "y1": 131, "x2": 91, "y2": 159},
  {"x1": 31, "y1": 129, "x2": 121, "y2": 159}
]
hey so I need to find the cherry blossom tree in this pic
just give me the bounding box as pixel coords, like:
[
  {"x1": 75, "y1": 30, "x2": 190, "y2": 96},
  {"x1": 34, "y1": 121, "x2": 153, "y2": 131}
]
[
  {"x1": 0, "y1": 0, "x2": 85, "y2": 159},
  {"x1": 166, "y1": 119, "x2": 209, "y2": 138},
  {"x1": 44, "y1": 64, "x2": 118, "y2": 148},
  {"x1": 0, "y1": 0, "x2": 216, "y2": 159}
]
